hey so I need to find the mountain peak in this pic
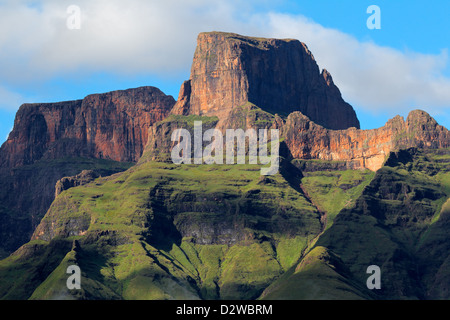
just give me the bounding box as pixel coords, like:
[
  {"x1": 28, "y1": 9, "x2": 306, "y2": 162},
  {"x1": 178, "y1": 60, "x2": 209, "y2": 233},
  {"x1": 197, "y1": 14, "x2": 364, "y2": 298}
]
[
  {"x1": 172, "y1": 31, "x2": 360, "y2": 130},
  {"x1": 406, "y1": 109, "x2": 437, "y2": 125},
  {"x1": 0, "y1": 86, "x2": 175, "y2": 168}
]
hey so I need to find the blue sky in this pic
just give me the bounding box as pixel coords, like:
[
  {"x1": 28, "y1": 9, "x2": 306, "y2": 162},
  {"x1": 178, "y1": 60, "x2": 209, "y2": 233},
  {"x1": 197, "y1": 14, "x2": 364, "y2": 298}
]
[{"x1": 0, "y1": 0, "x2": 449, "y2": 144}]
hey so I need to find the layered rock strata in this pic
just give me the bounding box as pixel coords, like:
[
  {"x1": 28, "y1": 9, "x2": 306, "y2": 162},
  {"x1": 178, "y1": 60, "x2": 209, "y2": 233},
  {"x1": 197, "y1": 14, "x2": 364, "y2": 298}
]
[
  {"x1": 144, "y1": 104, "x2": 449, "y2": 172},
  {"x1": 0, "y1": 86, "x2": 175, "y2": 255},
  {"x1": 0, "y1": 86, "x2": 175, "y2": 168},
  {"x1": 172, "y1": 32, "x2": 360, "y2": 130},
  {"x1": 283, "y1": 109, "x2": 449, "y2": 171}
]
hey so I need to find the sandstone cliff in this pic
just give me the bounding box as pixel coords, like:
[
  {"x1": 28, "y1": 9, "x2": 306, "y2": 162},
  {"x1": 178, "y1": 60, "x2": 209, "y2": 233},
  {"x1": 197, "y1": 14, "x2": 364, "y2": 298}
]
[
  {"x1": 0, "y1": 86, "x2": 175, "y2": 256},
  {"x1": 165, "y1": 32, "x2": 448, "y2": 172},
  {"x1": 0, "y1": 86, "x2": 175, "y2": 168},
  {"x1": 143, "y1": 103, "x2": 449, "y2": 172},
  {"x1": 171, "y1": 32, "x2": 360, "y2": 130},
  {"x1": 284, "y1": 109, "x2": 449, "y2": 171}
]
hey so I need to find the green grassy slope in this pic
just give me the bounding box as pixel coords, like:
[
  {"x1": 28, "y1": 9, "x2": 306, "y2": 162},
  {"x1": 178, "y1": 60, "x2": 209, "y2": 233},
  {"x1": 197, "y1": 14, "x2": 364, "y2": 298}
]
[
  {"x1": 260, "y1": 246, "x2": 374, "y2": 300},
  {"x1": 312, "y1": 148, "x2": 450, "y2": 299},
  {"x1": 0, "y1": 157, "x2": 326, "y2": 300},
  {"x1": 299, "y1": 166, "x2": 375, "y2": 230},
  {"x1": 0, "y1": 157, "x2": 134, "y2": 259},
  {"x1": 259, "y1": 148, "x2": 450, "y2": 300},
  {"x1": 1, "y1": 114, "x2": 446, "y2": 300}
]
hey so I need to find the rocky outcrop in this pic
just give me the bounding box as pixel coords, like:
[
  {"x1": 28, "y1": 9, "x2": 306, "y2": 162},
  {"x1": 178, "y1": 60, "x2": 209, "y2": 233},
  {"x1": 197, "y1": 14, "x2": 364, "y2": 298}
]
[
  {"x1": 283, "y1": 109, "x2": 449, "y2": 171},
  {"x1": 142, "y1": 104, "x2": 448, "y2": 172},
  {"x1": 145, "y1": 32, "x2": 448, "y2": 172},
  {"x1": 0, "y1": 86, "x2": 175, "y2": 256},
  {"x1": 54, "y1": 170, "x2": 99, "y2": 197},
  {"x1": 0, "y1": 86, "x2": 175, "y2": 168},
  {"x1": 172, "y1": 32, "x2": 360, "y2": 130}
]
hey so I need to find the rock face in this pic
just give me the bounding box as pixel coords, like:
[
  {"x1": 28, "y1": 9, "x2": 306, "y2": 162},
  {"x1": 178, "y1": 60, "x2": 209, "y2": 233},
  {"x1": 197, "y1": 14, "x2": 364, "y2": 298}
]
[
  {"x1": 0, "y1": 86, "x2": 175, "y2": 256},
  {"x1": 0, "y1": 86, "x2": 175, "y2": 168},
  {"x1": 283, "y1": 109, "x2": 450, "y2": 171},
  {"x1": 143, "y1": 101, "x2": 449, "y2": 172},
  {"x1": 144, "y1": 32, "x2": 448, "y2": 172},
  {"x1": 172, "y1": 32, "x2": 360, "y2": 130}
]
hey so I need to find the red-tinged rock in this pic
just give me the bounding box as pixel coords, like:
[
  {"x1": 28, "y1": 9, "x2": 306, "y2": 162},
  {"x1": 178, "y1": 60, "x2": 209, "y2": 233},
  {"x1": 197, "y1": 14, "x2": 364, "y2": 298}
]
[
  {"x1": 172, "y1": 32, "x2": 360, "y2": 130},
  {"x1": 0, "y1": 86, "x2": 175, "y2": 255},
  {"x1": 0, "y1": 86, "x2": 175, "y2": 168},
  {"x1": 283, "y1": 110, "x2": 450, "y2": 171}
]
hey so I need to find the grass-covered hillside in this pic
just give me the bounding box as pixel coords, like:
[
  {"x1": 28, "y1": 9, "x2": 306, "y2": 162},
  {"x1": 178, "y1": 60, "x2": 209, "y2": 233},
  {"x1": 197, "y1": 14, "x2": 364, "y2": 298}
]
[
  {"x1": 0, "y1": 157, "x2": 134, "y2": 259},
  {"x1": 0, "y1": 119, "x2": 447, "y2": 300},
  {"x1": 0, "y1": 144, "x2": 375, "y2": 300},
  {"x1": 262, "y1": 148, "x2": 450, "y2": 300}
]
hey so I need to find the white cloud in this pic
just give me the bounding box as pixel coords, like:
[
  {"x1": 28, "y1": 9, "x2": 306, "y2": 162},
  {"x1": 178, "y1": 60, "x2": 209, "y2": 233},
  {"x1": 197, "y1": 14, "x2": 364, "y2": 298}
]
[
  {"x1": 0, "y1": 1, "x2": 449, "y2": 122},
  {"x1": 264, "y1": 13, "x2": 450, "y2": 116},
  {"x1": 0, "y1": 0, "x2": 255, "y2": 80}
]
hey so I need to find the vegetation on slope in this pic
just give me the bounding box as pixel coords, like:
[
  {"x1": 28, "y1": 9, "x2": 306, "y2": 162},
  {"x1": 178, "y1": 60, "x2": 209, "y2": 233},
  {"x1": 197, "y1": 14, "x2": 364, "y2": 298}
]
[
  {"x1": 1, "y1": 158, "x2": 325, "y2": 300},
  {"x1": 1, "y1": 131, "x2": 447, "y2": 300}
]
